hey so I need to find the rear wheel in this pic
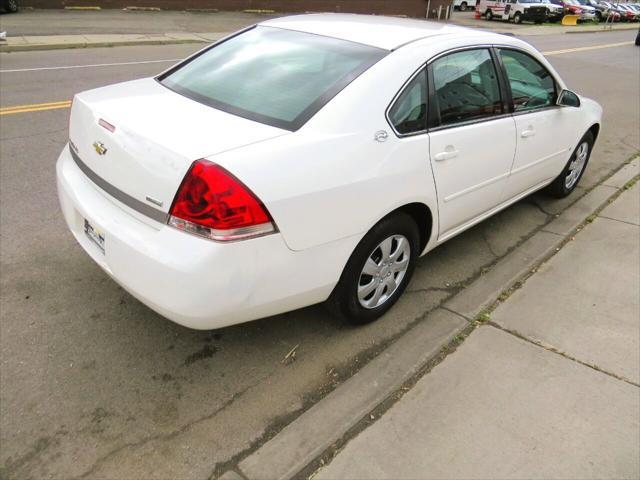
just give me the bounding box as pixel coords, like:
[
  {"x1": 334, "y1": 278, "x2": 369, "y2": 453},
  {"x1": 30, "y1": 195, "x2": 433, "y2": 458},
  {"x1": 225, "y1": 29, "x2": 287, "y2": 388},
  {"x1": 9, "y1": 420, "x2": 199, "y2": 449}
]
[
  {"x1": 327, "y1": 213, "x2": 419, "y2": 325},
  {"x1": 545, "y1": 132, "x2": 594, "y2": 198},
  {"x1": 514, "y1": 12, "x2": 523, "y2": 23},
  {"x1": 460, "y1": 1, "x2": 468, "y2": 11},
  {"x1": 486, "y1": 9, "x2": 494, "y2": 20}
]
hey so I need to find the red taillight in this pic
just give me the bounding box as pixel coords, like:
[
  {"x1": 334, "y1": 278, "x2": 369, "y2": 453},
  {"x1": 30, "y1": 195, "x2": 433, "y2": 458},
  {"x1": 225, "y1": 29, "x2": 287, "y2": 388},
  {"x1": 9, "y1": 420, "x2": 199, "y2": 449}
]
[{"x1": 168, "y1": 159, "x2": 275, "y2": 241}]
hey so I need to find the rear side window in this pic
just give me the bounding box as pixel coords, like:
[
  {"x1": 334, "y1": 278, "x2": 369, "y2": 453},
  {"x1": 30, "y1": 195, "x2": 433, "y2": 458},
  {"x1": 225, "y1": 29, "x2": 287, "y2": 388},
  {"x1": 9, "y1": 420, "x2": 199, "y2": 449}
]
[
  {"x1": 388, "y1": 69, "x2": 427, "y2": 135},
  {"x1": 159, "y1": 26, "x2": 386, "y2": 131},
  {"x1": 498, "y1": 49, "x2": 557, "y2": 112},
  {"x1": 431, "y1": 49, "x2": 503, "y2": 127}
]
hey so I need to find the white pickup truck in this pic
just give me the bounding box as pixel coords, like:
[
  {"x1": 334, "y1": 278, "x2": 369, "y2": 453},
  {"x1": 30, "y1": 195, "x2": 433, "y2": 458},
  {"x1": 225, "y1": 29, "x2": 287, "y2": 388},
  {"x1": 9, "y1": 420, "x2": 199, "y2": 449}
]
[{"x1": 479, "y1": 0, "x2": 564, "y2": 22}]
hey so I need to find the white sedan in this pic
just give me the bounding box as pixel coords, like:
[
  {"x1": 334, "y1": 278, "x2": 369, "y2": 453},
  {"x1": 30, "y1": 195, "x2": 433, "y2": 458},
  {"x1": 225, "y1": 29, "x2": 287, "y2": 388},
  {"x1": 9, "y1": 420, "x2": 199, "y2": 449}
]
[{"x1": 57, "y1": 14, "x2": 602, "y2": 329}]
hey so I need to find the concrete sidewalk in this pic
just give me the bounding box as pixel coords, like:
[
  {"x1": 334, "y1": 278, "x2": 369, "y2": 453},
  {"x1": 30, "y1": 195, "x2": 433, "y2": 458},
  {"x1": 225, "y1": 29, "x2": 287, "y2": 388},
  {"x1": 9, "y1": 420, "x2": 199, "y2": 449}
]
[{"x1": 316, "y1": 180, "x2": 640, "y2": 479}]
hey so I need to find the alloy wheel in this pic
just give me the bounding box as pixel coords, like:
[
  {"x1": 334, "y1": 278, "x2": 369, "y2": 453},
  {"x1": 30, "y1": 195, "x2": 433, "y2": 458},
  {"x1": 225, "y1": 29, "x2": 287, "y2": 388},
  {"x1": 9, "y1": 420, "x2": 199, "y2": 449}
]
[
  {"x1": 565, "y1": 141, "x2": 589, "y2": 189},
  {"x1": 357, "y1": 235, "x2": 410, "y2": 309}
]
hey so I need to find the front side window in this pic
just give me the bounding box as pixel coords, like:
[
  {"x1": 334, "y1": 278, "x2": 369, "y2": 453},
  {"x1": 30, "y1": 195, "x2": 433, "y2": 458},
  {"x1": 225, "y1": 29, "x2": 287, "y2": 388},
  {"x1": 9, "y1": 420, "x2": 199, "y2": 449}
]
[
  {"x1": 159, "y1": 26, "x2": 386, "y2": 131},
  {"x1": 498, "y1": 49, "x2": 557, "y2": 112},
  {"x1": 388, "y1": 69, "x2": 427, "y2": 135},
  {"x1": 431, "y1": 49, "x2": 503, "y2": 127}
]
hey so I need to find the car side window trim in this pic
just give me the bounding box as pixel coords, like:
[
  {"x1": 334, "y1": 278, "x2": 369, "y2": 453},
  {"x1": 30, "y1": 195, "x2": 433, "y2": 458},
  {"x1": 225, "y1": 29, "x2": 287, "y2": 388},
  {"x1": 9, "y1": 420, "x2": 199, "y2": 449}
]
[
  {"x1": 387, "y1": 44, "x2": 564, "y2": 137},
  {"x1": 493, "y1": 46, "x2": 561, "y2": 115},
  {"x1": 426, "y1": 46, "x2": 505, "y2": 130},
  {"x1": 490, "y1": 46, "x2": 514, "y2": 114},
  {"x1": 385, "y1": 65, "x2": 429, "y2": 138}
]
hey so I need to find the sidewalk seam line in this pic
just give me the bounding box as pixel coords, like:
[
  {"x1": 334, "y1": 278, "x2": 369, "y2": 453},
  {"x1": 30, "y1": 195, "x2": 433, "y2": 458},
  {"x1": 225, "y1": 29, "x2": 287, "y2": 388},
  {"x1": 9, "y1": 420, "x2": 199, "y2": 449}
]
[
  {"x1": 293, "y1": 320, "x2": 478, "y2": 480},
  {"x1": 597, "y1": 215, "x2": 640, "y2": 227},
  {"x1": 485, "y1": 322, "x2": 640, "y2": 388}
]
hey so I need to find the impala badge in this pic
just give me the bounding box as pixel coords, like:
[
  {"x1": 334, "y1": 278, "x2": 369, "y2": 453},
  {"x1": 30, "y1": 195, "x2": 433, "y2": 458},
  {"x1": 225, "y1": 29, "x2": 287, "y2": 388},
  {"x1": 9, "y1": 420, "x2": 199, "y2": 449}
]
[{"x1": 93, "y1": 141, "x2": 107, "y2": 156}]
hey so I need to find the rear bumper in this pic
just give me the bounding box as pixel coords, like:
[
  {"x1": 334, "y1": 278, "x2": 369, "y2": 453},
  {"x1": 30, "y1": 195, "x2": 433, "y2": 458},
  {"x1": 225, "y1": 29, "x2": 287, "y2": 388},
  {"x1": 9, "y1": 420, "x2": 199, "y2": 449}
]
[{"x1": 56, "y1": 144, "x2": 355, "y2": 330}]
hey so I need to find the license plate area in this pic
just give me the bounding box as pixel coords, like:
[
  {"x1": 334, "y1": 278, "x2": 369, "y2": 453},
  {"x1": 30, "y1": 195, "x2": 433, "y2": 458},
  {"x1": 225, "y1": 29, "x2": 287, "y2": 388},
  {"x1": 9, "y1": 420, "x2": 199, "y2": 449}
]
[{"x1": 84, "y1": 218, "x2": 105, "y2": 254}]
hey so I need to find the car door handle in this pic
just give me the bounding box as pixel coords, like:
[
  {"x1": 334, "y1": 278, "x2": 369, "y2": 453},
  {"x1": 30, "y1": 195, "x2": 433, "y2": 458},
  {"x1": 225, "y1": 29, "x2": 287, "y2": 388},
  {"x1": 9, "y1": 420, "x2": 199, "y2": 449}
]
[
  {"x1": 434, "y1": 150, "x2": 459, "y2": 162},
  {"x1": 521, "y1": 128, "x2": 536, "y2": 138}
]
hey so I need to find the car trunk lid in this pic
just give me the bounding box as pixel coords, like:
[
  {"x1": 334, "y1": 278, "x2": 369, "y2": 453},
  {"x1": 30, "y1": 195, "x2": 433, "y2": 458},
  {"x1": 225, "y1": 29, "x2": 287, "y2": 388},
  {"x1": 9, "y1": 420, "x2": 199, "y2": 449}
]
[{"x1": 69, "y1": 77, "x2": 288, "y2": 222}]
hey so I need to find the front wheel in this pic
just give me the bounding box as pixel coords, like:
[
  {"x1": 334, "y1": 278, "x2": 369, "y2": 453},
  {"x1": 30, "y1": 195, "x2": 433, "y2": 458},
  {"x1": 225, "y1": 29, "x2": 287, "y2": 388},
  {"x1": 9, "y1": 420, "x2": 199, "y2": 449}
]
[
  {"x1": 460, "y1": 1, "x2": 468, "y2": 11},
  {"x1": 327, "y1": 212, "x2": 419, "y2": 325},
  {"x1": 545, "y1": 132, "x2": 594, "y2": 198},
  {"x1": 514, "y1": 12, "x2": 523, "y2": 23},
  {"x1": 485, "y1": 9, "x2": 494, "y2": 20}
]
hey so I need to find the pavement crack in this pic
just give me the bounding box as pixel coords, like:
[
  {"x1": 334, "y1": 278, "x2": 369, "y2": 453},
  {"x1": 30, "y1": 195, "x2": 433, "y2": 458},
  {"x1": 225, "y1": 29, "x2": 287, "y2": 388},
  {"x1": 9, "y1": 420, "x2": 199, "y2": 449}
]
[
  {"x1": 405, "y1": 286, "x2": 456, "y2": 295},
  {"x1": 526, "y1": 198, "x2": 556, "y2": 218},
  {"x1": 481, "y1": 229, "x2": 500, "y2": 258},
  {"x1": 486, "y1": 322, "x2": 639, "y2": 388},
  {"x1": 76, "y1": 381, "x2": 259, "y2": 479}
]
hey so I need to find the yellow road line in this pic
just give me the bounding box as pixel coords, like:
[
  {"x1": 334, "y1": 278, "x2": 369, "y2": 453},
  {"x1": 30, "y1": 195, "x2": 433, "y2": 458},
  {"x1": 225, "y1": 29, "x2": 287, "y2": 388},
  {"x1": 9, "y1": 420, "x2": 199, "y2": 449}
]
[
  {"x1": 543, "y1": 41, "x2": 634, "y2": 56},
  {"x1": 0, "y1": 100, "x2": 72, "y2": 116}
]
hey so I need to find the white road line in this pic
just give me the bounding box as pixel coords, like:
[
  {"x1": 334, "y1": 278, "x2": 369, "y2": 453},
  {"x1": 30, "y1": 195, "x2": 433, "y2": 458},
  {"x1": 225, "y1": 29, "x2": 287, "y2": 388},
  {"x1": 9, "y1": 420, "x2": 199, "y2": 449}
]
[{"x1": 0, "y1": 58, "x2": 182, "y2": 73}]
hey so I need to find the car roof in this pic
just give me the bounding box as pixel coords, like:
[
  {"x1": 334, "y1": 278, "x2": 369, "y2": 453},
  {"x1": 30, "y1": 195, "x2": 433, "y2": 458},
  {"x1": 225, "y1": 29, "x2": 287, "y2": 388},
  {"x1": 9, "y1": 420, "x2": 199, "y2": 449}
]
[{"x1": 260, "y1": 13, "x2": 474, "y2": 51}]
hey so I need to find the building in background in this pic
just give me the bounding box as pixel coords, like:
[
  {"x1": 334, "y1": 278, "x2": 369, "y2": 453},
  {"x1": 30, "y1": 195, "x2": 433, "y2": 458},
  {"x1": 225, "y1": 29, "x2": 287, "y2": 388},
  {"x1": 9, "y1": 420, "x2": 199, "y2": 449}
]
[{"x1": 21, "y1": 0, "x2": 455, "y2": 19}]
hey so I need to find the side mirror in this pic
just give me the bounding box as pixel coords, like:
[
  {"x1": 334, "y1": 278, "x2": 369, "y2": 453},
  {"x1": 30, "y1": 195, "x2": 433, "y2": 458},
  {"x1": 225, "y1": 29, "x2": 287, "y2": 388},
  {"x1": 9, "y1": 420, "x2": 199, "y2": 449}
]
[{"x1": 557, "y1": 89, "x2": 581, "y2": 107}]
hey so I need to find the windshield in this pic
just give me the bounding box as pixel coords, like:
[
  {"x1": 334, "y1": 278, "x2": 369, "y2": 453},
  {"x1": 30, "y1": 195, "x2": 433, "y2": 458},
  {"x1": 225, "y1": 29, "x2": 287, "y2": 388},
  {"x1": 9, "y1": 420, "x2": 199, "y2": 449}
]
[{"x1": 159, "y1": 26, "x2": 387, "y2": 131}]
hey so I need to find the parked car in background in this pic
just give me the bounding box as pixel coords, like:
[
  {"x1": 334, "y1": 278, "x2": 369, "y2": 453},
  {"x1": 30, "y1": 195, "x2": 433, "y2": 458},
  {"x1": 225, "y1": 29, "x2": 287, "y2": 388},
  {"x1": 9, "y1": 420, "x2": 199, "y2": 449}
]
[
  {"x1": 582, "y1": 0, "x2": 621, "y2": 20},
  {"x1": 453, "y1": 0, "x2": 472, "y2": 11},
  {"x1": 480, "y1": 0, "x2": 560, "y2": 22},
  {"x1": 615, "y1": 3, "x2": 640, "y2": 21},
  {"x1": 1, "y1": 0, "x2": 18, "y2": 12},
  {"x1": 57, "y1": 16, "x2": 602, "y2": 329},
  {"x1": 541, "y1": 0, "x2": 566, "y2": 20},
  {"x1": 600, "y1": 1, "x2": 633, "y2": 20},
  {"x1": 569, "y1": 0, "x2": 598, "y2": 19},
  {"x1": 631, "y1": 4, "x2": 640, "y2": 19},
  {"x1": 550, "y1": 0, "x2": 597, "y2": 20}
]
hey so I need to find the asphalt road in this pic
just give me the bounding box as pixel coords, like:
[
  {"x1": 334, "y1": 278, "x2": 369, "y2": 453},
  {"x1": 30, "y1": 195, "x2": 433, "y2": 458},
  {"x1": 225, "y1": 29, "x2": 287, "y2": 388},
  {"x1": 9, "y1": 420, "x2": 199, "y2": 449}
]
[{"x1": 1, "y1": 31, "x2": 639, "y2": 479}]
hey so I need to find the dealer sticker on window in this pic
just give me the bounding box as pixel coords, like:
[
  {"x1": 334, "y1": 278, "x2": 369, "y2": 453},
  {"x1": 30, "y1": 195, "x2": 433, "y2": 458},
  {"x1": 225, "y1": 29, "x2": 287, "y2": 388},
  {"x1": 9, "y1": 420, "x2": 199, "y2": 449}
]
[{"x1": 84, "y1": 218, "x2": 105, "y2": 254}]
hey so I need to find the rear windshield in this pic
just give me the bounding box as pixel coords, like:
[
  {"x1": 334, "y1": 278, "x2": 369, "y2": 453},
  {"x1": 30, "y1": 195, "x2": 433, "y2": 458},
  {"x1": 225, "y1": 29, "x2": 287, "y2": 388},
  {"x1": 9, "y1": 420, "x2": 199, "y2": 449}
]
[{"x1": 159, "y1": 26, "x2": 387, "y2": 131}]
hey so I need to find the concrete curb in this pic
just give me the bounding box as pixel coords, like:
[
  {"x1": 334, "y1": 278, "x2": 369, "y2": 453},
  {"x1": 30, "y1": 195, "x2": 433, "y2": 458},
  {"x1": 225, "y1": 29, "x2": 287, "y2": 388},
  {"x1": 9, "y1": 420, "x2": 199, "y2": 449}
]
[
  {"x1": 565, "y1": 25, "x2": 640, "y2": 34},
  {"x1": 0, "y1": 38, "x2": 209, "y2": 53},
  {"x1": 223, "y1": 157, "x2": 639, "y2": 480}
]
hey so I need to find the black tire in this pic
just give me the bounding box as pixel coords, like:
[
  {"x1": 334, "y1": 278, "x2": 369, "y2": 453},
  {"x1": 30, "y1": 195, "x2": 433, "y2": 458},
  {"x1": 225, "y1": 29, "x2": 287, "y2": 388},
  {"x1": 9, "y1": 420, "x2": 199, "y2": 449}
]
[
  {"x1": 327, "y1": 212, "x2": 420, "y2": 325},
  {"x1": 460, "y1": 1, "x2": 468, "y2": 11},
  {"x1": 486, "y1": 9, "x2": 493, "y2": 20},
  {"x1": 545, "y1": 131, "x2": 594, "y2": 198},
  {"x1": 4, "y1": 0, "x2": 18, "y2": 12},
  {"x1": 514, "y1": 12, "x2": 523, "y2": 23}
]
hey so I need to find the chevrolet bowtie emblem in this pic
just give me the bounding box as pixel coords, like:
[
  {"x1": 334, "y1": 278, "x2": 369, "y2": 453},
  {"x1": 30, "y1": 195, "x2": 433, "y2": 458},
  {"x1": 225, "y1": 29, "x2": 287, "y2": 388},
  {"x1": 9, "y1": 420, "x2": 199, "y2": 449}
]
[{"x1": 93, "y1": 141, "x2": 107, "y2": 156}]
